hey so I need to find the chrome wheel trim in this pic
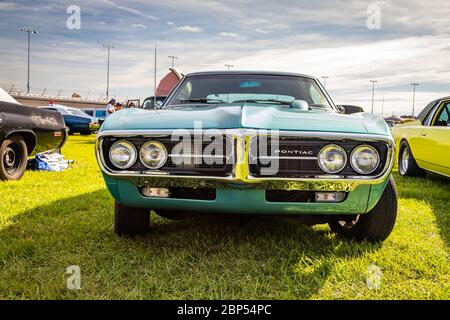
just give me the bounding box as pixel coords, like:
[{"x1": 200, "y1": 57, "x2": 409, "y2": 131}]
[
  {"x1": 338, "y1": 215, "x2": 360, "y2": 229},
  {"x1": 400, "y1": 147, "x2": 410, "y2": 175}
]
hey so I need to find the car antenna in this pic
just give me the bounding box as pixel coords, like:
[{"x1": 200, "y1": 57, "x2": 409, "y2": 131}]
[{"x1": 153, "y1": 42, "x2": 160, "y2": 116}]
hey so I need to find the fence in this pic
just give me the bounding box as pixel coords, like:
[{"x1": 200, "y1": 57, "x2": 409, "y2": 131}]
[{"x1": 0, "y1": 83, "x2": 130, "y2": 103}]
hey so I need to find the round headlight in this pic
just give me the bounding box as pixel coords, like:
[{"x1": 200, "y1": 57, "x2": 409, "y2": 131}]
[
  {"x1": 318, "y1": 144, "x2": 347, "y2": 174},
  {"x1": 139, "y1": 141, "x2": 168, "y2": 169},
  {"x1": 109, "y1": 140, "x2": 137, "y2": 169},
  {"x1": 350, "y1": 145, "x2": 380, "y2": 174}
]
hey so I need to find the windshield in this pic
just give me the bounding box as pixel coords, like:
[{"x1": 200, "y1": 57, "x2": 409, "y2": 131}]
[{"x1": 165, "y1": 74, "x2": 334, "y2": 111}]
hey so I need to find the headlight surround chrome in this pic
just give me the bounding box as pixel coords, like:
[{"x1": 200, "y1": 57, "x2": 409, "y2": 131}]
[
  {"x1": 109, "y1": 140, "x2": 137, "y2": 169},
  {"x1": 350, "y1": 145, "x2": 380, "y2": 174},
  {"x1": 318, "y1": 144, "x2": 347, "y2": 174},
  {"x1": 139, "y1": 141, "x2": 168, "y2": 169}
]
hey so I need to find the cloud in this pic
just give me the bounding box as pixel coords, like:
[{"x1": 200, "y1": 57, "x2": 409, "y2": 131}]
[
  {"x1": 131, "y1": 23, "x2": 147, "y2": 29},
  {"x1": 101, "y1": 0, "x2": 159, "y2": 21},
  {"x1": 177, "y1": 25, "x2": 203, "y2": 33},
  {"x1": 255, "y1": 29, "x2": 269, "y2": 34},
  {"x1": 219, "y1": 32, "x2": 239, "y2": 38},
  {"x1": 0, "y1": 2, "x2": 17, "y2": 10}
]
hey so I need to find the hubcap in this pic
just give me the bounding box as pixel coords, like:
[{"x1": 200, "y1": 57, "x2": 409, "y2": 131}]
[
  {"x1": 338, "y1": 215, "x2": 360, "y2": 229},
  {"x1": 400, "y1": 147, "x2": 409, "y2": 175},
  {"x1": 3, "y1": 143, "x2": 21, "y2": 174}
]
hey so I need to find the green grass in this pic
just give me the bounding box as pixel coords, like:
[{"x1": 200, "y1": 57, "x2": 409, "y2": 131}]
[{"x1": 0, "y1": 135, "x2": 448, "y2": 299}]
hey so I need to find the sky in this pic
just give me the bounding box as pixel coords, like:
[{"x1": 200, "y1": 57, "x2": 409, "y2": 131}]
[{"x1": 0, "y1": 0, "x2": 449, "y2": 115}]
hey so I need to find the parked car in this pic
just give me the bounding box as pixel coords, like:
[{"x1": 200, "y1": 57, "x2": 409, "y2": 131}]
[
  {"x1": 95, "y1": 71, "x2": 397, "y2": 242},
  {"x1": 40, "y1": 105, "x2": 100, "y2": 135},
  {"x1": 392, "y1": 97, "x2": 450, "y2": 178},
  {"x1": 82, "y1": 108, "x2": 107, "y2": 125},
  {"x1": 0, "y1": 100, "x2": 67, "y2": 180}
]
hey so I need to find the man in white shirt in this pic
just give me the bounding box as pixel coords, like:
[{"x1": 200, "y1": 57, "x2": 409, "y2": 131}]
[{"x1": 106, "y1": 99, "x2": 116, "y2": 116}]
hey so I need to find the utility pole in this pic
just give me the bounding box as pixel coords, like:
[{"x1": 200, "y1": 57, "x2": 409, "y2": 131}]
[
  {"x1": 20, "y1": 28, "x2": 38, "y2": 94},
  {"x1": 369, "y1": 80, "x2": 378, "y2": 114},
  {"x1": 224, "y1": 64, "x2": 234, "y2": 70},
  {"x1": 103, "y1": 43, "x2": 114, "y2": 100},
  {"x1": 168, "y1": 55, "x2": 178, "y2": 68},
  {"x1": 381, "y1": 93, "x2": 385, "y2": 118},
  {"x1": 321, "y1": 76, "x2": 329, "y2": 89},
  {"x1": 411, "y1": 83, "x2": 419, "y2": 117}
]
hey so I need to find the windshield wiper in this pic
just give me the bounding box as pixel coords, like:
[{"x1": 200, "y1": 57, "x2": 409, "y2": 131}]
[
  {"x1": 179, "y1": 98, "x2": 225, "y2": 104},
  {"x1": 233, "y1": 99, "x2": 292, "y2": 105}
]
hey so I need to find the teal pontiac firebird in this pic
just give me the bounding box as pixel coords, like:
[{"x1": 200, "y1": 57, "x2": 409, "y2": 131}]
[{"x1": 95, "y1": 71, "x2": 397, "y2": 242}]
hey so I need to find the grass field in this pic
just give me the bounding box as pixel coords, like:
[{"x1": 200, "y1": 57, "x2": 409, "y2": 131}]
[{"x1": 0, "y1": 135, "x2": 448, "y2": 299}]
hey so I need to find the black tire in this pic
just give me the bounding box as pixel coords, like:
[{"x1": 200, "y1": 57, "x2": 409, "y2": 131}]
[
  {"x1": 398, "y1": 141, "x2": 425, "y2": 177},
  {"x1": 80, "y1": 130, "x2": 91, "y2": 136},
  {"x1": 0, "y1": 135, "x2": 28, "y2": 181},
  {"x1": 329, "y1": 176, "x2": 398, "y2": 242},
  {"x1": 114, "y1": 201, "x2": 150, "y2": 236}
]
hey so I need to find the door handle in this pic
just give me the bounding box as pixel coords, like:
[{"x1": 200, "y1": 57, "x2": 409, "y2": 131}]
[{"x1": 421, "y1": 132, "x2": 427, "y2": 137}]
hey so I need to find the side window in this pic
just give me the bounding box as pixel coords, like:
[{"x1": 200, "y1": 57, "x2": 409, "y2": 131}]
[
  {"x1": 433, "y1": 103, "x2": 450, "y2": 127},
  {"x1": 175, "y1": 82, "x2": 192, "y2": 102},
  {"x1": 309, "y1": 84, "x2": 327, "y2": 106}
]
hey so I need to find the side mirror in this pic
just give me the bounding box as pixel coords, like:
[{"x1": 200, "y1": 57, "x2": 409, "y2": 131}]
[
  {"x1": 290, "y1": 100, "x2": 309, "y2": 111},
  {"x1": 156, "y1": 100, "x2": 163, "y2": 108},
  {"x1": 337, "y1": 105, "x2": 345, "y2": 113}
]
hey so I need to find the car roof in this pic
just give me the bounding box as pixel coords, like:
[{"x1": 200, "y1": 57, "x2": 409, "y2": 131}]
[{"x1": 185, "y1": 70, "x2": 316, "y2": 79}]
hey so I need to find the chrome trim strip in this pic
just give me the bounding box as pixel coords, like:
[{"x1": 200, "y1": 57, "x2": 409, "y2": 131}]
[{"x1": 257, "y1": 156, "x2": 318, "y2": 160}]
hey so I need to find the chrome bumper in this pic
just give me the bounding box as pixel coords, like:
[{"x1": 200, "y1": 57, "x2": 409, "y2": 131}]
[{"x1": 95, "y1": 129, "x2": 395, "y2": 191}]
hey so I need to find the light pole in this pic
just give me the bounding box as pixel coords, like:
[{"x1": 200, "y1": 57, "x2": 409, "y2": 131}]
[
  {"x1": 321, "y1": 76, "x2": 329, "y2": 89},
  {"x1": 411, "y1": 83, "x2": 419, "y2": 117},
  {"x1": 224, "y1": 64, "x2": 234, "y2": 70},
  {"x1": 103, "y1": 43, "x2": 114, "y2": 100},
  {"x1": 168, "y1": 55, "x2": 178, "y2": 68},
  {"x1": 20, "y1": 28, "x2": 38, "y2": 94},
  {"x1": 369, "y1": 80, "x2": 378, "y2": 114}
]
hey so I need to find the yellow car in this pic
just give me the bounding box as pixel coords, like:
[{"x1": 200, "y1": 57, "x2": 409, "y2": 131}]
[{"x1": 392, "y1": 97, "x2": 450, "y2": 177}]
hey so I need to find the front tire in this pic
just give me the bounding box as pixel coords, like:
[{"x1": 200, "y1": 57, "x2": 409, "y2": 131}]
[
  {"x1": 114, "y1": 201, "x2": 150, "y2": 236},
  {"x1": 0, "y1": 135, "x2": 28, "y2": 181},
  {"x1": 398, "y1": 141, "x2": 424, "y2": 177},
  {"x1": 329, "y1": 176, "x2": 398, "y2": 242}
]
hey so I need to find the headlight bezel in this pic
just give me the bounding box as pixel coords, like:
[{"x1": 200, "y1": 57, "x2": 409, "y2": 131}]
[
  {"x1": 139, "y1": 141, "x2": 168, "y2": 170},
  {"x1": 108, "y1": 140, "x2": 138, "y2": 169},
  {"x1": 317, "y1": 144, "x2": 348, "y2": 174},
  {"x1": 350, "y1": 144, "x2": 380, "y2": 175}
]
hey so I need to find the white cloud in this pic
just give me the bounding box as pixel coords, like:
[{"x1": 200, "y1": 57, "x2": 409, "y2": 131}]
[
  {"x1": 177, "y1": 25, "x2": 203, "y2": 33},
  {"x1": 219, "y1": 32, "x2": 239, "y2": 38},
  {"x1": 255, "y1": 29, "x2": 269, "y2": 34},
  {"x1": 0, "y1": 2, "x2": 17, "y2": 10},
  {"x1": 101, "y1": 0, "x2": 159, "y2": 21},
  {"x1": 131, "y1": 23, "x2": 147, "y2": 29}
]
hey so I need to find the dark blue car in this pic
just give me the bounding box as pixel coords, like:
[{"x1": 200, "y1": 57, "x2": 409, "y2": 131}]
[{"x1": 40, "y1": 105, "x2": 100, "y2": 135}]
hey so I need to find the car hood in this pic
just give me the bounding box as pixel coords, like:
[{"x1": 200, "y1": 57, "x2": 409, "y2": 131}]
[{"x1": 101, "y1": 104, "x2": 390, "y2": 136}]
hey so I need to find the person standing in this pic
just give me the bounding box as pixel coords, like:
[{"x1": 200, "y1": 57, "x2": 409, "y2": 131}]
[{"x1": 106, "y1": 99, "x2": 116, "y2": 116}]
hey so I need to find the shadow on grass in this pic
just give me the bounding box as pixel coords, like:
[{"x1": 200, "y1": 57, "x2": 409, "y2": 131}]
[
  {"x1": 394, "y1": 173, "x2": 450, "y2": 247},
  {"x1": 0, "y1": 190, "x2": 381, "y2": 299}
]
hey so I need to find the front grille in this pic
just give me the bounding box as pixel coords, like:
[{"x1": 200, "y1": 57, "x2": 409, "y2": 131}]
[
  {"x1": 101, "y1": 135, "x2": 234, "y2": 177},
  {"x1": 249, "y1": 136, "x2": 388, "y2": 178}
]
